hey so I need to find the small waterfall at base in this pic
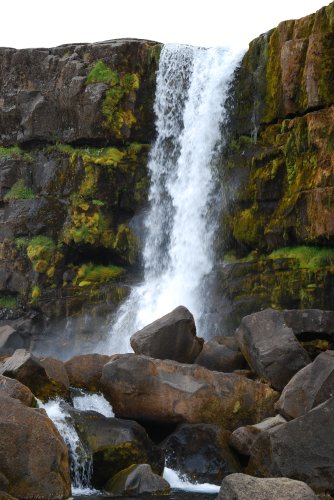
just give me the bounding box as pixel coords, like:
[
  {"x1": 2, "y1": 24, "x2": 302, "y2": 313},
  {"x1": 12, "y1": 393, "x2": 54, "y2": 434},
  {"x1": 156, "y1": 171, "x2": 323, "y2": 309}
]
[{"x1": 107, "y1": 44, "x2": 241, "y2": 354}]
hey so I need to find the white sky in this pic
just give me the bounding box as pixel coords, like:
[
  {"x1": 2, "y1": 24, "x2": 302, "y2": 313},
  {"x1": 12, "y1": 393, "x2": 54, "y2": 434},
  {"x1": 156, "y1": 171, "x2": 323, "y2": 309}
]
[{"x1": 1, "y1": 0, "x2": 330, "y2": 50}]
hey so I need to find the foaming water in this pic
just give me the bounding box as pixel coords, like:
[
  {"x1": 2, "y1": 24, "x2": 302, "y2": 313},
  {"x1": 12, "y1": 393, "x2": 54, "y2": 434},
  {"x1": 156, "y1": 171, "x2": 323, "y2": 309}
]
[
  {"x1": 163, "y1": 468, "x2": 220, "y2": 494},
  {"x1": 72, "y1": 390, "x2": 114, "y2": 417},
  {"x1": 107, "y1": 44, "x2": 241, "y2": 353}
]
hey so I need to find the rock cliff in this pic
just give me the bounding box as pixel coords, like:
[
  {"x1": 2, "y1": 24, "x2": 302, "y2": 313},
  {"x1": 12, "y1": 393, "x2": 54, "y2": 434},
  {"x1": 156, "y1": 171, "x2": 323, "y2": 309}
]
[
  {"x1": 0, "y1": 39, "x2": 161, "y2": 343},
  {"x1": 212, "y1": 2, "x2": 334, "y2": 333}
]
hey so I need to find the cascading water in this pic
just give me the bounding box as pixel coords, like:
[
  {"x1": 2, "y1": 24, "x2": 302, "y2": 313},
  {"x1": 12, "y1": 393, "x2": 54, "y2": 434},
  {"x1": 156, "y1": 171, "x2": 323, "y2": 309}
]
[{"x1": 107, "y1": 44, "x2": 241, "y2": 354}]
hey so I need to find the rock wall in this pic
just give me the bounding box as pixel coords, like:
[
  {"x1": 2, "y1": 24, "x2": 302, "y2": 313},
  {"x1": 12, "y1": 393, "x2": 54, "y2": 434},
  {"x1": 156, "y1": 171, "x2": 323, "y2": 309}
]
[
  {"x1": 0, "y1": 39, "x2": 161, "y2": 331},
  {"x1": 212, "y1": 2, "x2": 334, "y2": 333}
]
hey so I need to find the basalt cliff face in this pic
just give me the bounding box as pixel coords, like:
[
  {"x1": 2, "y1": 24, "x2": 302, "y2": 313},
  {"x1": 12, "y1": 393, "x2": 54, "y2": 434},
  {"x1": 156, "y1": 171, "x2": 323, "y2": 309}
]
[
  {"x1": 0, "y1": 39, "x2": 161, "y2": 343},
  {"x1": 213, "y1": 2, "x2": 334, "y2": 333}
]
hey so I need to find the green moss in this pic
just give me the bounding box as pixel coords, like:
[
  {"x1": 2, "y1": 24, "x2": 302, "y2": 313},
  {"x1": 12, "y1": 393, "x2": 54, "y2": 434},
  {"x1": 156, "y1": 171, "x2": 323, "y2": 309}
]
[
  {"x1": 269, "y1": 246, "x2": 334, "y2": 271},
  {"x1": 75, "y1": 263, "x2": 124, "y2": 286},
  {"x1": 0, "y1": 295, "x2": 17, "y2": 308},
  {"x1": 26, "y1": 236, "x2": 62, "y2": 276},
  {"x1": 113, "y1": 224, "x2": 139, "y2": 265},
  {"x1": 0, "y1": 146, "x2": 32, "y2": 161},
  {"x1": 232, "y1": 206, "x2": 266, "y2": 248},
  {"x1": 4, "y1": 179, "x2": 35, "y2": 201},
  {"x1": 15, "y1": 237, "x2": 30, "y2": 249},
  {"x1": 31, "y1": 286, "x2": 41, "y2": 302},
  {"x1": 86, "y1": 60, "x2": 118, "y2": 85},
  {"x1": 264, "y1": 28, "x2": 282, "y2": 123}
]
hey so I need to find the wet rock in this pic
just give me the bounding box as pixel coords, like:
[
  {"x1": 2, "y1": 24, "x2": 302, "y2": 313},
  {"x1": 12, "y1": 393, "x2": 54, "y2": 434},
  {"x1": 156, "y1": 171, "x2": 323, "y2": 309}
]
[
  {"x1": 104, "y1": 464, "x2": 170, "y2": 496},
  {"x1": 0, "y1": 349, "x2": 68, "y2": 400},
  {"x1": 39, "y1": 356, "x2": 70, "y2": 396},
  {"x1": 276, "y1": 350, "x2": 334, "y2": 419},
  {"x1": 0, "y1": 375, "x2": 35, "y2": 407},
  {"x1": 247, "y1": 397, "x2": 334, "y2": 492},
  {"x1": 65, "y1": 353, "x2": 111, "y2": 391},
  {"x1": 101, "y1": 354, "x2": 278, "y2": 430},
  {"x1": 0, "y1": 394, "x2": 71, "y2": 498},
  {"x1": 69, "y1": 408, "x2": 164, "y2": 489},
  {"x1": 161, "y1": 424, "x2": 240, "y2": 484},
  {"x1": 130, "y1": 306, "x2": 203, "y2": 363},
  {"x1": 195, "y1": 340, "x2": 246, "y2": 372},
  {"x1": 229, "y1": 415, "x2": 287, "y2": 456},
  {"x1": 0, "y1": 326, "x2": 23, "y2": 356},
  {"x1": 236, "y1": 309, "x2": 310, "y2": 390},
  {"x1": 217, "y1": 474, "x2": 317, "y2": 500}
]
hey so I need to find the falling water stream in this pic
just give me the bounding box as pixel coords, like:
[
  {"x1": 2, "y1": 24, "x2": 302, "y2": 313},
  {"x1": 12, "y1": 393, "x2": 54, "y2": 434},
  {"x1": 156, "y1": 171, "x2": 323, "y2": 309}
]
[{"x1": 108, "y1": 44, "x2": 241, "y2": 353}]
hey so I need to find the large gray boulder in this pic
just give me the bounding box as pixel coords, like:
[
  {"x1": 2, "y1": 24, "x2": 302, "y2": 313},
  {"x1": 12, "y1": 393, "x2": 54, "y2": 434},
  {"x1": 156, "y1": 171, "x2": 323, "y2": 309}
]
[
  {"x1": 0, "y1": 394, "x2": 71, "y2": 498},
  {"x1": 0, "y1": 326, "x2": 24, "y2": 356},
  {"x1": 101, "y1": 354, "x2": 278, "y2": 430},
  {"x1": 247, "y1": 397, "x2": 334, "y2": 492},
  {"x1": 217, "y1": 474, "x2": 317, "y2": 499},
  {"x1": 104, "y1": 464, "x2": 170, "y2": 496},
  {"x1": 161, "y1": 424, "x2": 239, "y2": 484},
  {"x1": 229, "y1": 414, "x2": 286, "y2": 456},
  {"x1": 276, "y1": 350, "x2": 334, "y2": 419},
  {"x1": 130, "y1": 306, "x2": 203, "y2": 363},
  {"x1": 236, "y1": 309, "x2": 310, "y2": 390},
  {"x1": 68, "y1": 407, "x2": 164, "y2": 489}
]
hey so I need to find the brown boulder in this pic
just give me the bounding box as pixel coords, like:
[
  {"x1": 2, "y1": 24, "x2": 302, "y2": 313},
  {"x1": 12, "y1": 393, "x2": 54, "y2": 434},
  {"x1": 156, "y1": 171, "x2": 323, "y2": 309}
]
[
  {"x1": 101, "y1": 354, "x2": 278, "y2": 430},
  {"x1": 0, "y1": 375, "x2": 35, "y2": 407},
  {"x1": 276, "y1": 350, "x2": 334, "y2": 419},
  {"x1": 217, "y1": 474, "x2": 317, "y2": 500},
  {"x1": 236, "y1": 309, "x2": 310, "y2": 390},
  {"x1": 0, "y1": 349, "x2": 68, "y2": 400},
  {"x1": 130, "y1": 306, "x2": 203, "y2": 363},
  {"x1": 39, "y1": 357, "x2": 69, "y2": 393},
  {"x1": 65, "y1": 353, "x2": 111, "y2": 392},
  {"x1": 0, "y1": 394, "x2": 71, "y2": 498}
]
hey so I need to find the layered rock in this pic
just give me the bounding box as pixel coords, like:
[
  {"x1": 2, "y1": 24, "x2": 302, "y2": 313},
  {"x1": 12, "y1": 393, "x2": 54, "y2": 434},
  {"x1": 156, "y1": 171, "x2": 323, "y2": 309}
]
[
  {"x1": 101, "y1": 354, "x2": 278, "y2": 430},
  {"x1": 0, "y1": 394, "x2": 71, "y2": 498},
  {"x1": 130, "y1": 306, "x2": 203, "y2": 363}
]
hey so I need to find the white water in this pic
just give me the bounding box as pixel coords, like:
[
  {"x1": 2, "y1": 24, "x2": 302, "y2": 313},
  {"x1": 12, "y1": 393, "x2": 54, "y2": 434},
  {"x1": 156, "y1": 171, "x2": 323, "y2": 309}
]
[
  {"x1": 108, "y1": 44, "x2": 241, "y2": 353},
  {"x1": 40, "y1": 399, "x2": 96, "y2": 495},
  {"x1": 72, "y1": 390, "x2": 114, "y2": 417},
  {"x1": 163, "y1": 467, "x2": 220, "y2": 494}
]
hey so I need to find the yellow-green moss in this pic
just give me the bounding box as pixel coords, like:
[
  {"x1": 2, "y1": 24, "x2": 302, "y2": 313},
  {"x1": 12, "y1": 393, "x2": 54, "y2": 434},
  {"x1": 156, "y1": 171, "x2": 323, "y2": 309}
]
[
  {"x1": 75, "y1": 263, "x2": 124, "y2": 286},
  {"x1": 269, "y1": 246, "x2": 334, "y2": 271},
  {"x1": 31, "y1": 286, "x2": 41, "y2": 302},
  {"x1": 0, "y1": 146, "x2": 32, "y2": 161},
  {"x1": 86, "y1": 61, "x2": 140, "y2": 139},
  {"x1": 232, "y1": 206, "x2": 266, "y2": 248},
  {"x1": 113, "y1": 224, "x2": 139, "y2": 265},
  {"x1": 0, "y1": 295, "x2": 17, "y2": 308}
]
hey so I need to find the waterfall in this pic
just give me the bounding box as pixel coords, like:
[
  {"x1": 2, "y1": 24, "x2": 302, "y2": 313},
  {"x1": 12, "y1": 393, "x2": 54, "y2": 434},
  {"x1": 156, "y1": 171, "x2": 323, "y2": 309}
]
[
  {"x1": 72, "y1": 389, "x2": 114, "y2": 417},
  {"x1": 108, "y1": 44, "x2": 241, "y2": 353}
]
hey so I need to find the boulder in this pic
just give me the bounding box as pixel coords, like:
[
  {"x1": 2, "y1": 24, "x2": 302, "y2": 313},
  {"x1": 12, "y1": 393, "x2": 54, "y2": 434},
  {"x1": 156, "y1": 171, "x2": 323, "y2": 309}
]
[
  {"x1": 65, "y1": 353, "x2": 111, "y2": 392},
  {"x1": 247, "y1": 397, "x2": 334, "y2": 492},
  {"x1": 195, "y1": 340, "x2": 246, "y2": 372},
  {"x1": 39, "y1": 357, "x2": 70, "y2": 392},
  {"x1": 236, "y1": 309, "x2": 310, "y2": 390},
  {"x1": 0, "y1": 349, "x2": 68, "y2": 400},
  {"x1": 161, "y1": 424, "x2": 240, "y2": 484},
  {"x1": 101, "y1": 354, "x2": 278, "y2": 430},
  {"x1": 276, "y1": 350, "x2": 334, "y2": 419},
  {"x1": 283, "y1": 309, "x2": 334, "y2": 336},
  {"x1": 229, "y1": 415, "x2": 287, "y2": 456},
  {"x1": 104, "y1": 464, "x2": 170, "y2": 496},
  {"x1": 130, "y1": 306, "x2": 203, "y2": 363},
  {"x1": 0, "y1": 326, "x2": 23, "y2": 355},
  {"x1": 69, "y1": 408, "x2": 164, "y2": 488},
  {"x1": 0, "y1": 394, "x2": 71, "y2": 498},
  {"x1": 217, "y1": 474, "x2": 317, "y2": 500},
  {"x1": 0, "y1": 375, "x2": 35, "y2": 407},
  {"x1": 0, "y1": 493, "x2": 17, "y2": 500}
]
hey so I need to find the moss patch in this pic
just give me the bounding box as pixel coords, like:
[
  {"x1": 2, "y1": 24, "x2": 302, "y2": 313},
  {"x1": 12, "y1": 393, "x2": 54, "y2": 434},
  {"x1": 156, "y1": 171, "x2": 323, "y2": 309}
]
[
  {"x1": 4, "y1": 179, "x2": 35, "y2": 201},
  {"x1": 269, "y1": 246, "x2": 334, "y2": 271},
  {"x1": 75, "y1": 263, "x2": 124, "y2": 286}
]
